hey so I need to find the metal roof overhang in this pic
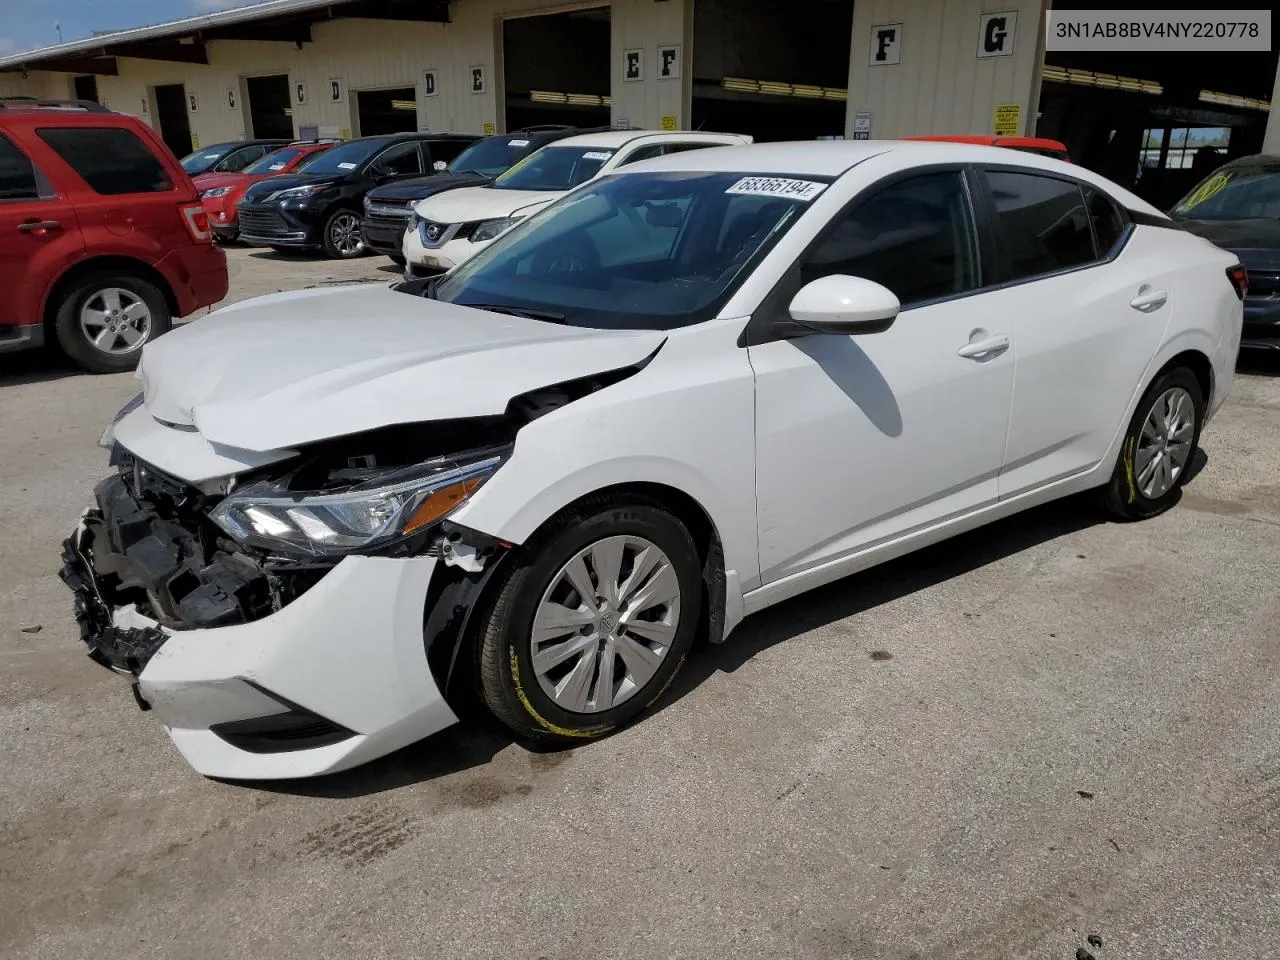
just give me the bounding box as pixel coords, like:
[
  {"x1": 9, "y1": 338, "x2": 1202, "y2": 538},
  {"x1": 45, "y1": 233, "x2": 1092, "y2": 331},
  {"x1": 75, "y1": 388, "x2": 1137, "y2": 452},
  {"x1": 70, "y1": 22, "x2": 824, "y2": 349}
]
[{"x1": 0, "y1": 0, "x2": 452, "y2": 75}]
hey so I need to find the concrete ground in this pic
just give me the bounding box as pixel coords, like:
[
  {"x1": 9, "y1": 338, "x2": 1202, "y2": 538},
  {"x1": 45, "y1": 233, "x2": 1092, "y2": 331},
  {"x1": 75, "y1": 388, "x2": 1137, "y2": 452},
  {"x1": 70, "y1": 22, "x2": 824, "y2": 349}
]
[{"x1": 2, "y1": 246, "x2": 1279, "y2": 960}]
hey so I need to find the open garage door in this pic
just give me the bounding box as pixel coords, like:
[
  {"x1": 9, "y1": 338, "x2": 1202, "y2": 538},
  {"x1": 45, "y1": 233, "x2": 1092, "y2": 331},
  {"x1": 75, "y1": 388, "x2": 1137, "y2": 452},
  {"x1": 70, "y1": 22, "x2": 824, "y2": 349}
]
[
  {"x1": 355, "y1": 88, "x2": 419, "y2": 136},
  {"x1": 1037, "y1": 1, "x2": 1278, "y2": 209},
  {"x1": 691, "y1": 0, "x2": 852, "y2": 142},
  {"x1": 152, "y1": 83, "x2": 192, "y2": 158},
  {"x1": 502, "y1": 6, "x2": 611, "y2": 131},
  {"x1": 246, "y1": 74, "x2": 293, "y2": 140}
]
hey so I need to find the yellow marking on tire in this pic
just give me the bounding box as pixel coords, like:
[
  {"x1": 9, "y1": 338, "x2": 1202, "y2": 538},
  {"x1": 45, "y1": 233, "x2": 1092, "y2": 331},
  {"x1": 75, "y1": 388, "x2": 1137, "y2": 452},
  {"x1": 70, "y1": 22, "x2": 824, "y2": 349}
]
[
  {"x1": 1124, "y1": 436, "x2": 1138, "y2": 504},
  {"x1": 509, "y1": 648, "x2": 612, "y2": 739}
]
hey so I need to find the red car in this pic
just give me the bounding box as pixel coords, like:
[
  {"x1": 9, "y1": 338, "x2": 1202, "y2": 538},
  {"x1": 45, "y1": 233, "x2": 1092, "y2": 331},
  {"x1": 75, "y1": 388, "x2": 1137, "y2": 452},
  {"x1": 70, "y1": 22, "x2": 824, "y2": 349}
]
[
  {"x1": 0, "y1": 99, "x2": 228, "y2": 373},
  {"x1": 195, "y1": 140, "x2": 338, "y2": 243},
  {"x1": 905, "y1": 134, "x2": 1071, "y2": 162}
]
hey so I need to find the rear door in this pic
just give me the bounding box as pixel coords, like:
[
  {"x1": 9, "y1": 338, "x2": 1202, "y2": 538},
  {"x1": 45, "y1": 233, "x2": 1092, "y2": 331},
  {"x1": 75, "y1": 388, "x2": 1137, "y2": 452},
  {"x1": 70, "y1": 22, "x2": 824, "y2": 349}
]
[
  {"x1": 975, "y1": 167, "x2": 1175, "y2": 497},
  {"x1": 35, "y1": 122, "x2": 195, "y2": 264},
  {"x1": 0, "y1": 128, "x2": 83, "y2": 332}
]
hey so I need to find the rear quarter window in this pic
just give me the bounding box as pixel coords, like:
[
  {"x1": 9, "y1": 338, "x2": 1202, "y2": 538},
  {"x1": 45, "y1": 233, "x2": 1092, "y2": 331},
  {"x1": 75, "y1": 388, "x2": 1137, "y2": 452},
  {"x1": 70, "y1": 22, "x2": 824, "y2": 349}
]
[{"x1": 38, "y1": 126, "x2": 174, "y2": 195}]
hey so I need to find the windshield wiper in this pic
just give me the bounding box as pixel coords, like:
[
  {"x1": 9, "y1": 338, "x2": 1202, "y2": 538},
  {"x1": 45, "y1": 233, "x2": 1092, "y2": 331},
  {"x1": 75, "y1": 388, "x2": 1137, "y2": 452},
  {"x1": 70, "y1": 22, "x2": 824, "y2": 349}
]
[{"x1": 461, "y1": 302, "x2": 566, "y2": 323}]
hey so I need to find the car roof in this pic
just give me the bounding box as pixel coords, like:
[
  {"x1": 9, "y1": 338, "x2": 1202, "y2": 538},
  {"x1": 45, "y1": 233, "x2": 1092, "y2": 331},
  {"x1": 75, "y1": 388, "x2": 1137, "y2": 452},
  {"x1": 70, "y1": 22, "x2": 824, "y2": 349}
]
[
  {"x1": 622, "y1": 139, "x2": 1166, "y2": 216},
  {"x1": 550, "y1": 129, "x2": 745, "y2": 149}
]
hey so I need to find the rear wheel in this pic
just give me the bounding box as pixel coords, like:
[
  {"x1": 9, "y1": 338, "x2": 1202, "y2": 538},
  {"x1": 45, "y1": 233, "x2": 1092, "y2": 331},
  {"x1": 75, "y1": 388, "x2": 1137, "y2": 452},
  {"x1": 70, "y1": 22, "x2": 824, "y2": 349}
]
[
  {"x1": 1101, "y1": 366, "x2": 1203, "y2": 520},
  {"x1": 477, "y1": 497, "x2": 702, "y2": 743},
  {"x1": 53, "y1": 272, "x2": 171, "y2": 374},
  {"x1": 321, "y1": 209, "x2": 365, "y2": 259}
]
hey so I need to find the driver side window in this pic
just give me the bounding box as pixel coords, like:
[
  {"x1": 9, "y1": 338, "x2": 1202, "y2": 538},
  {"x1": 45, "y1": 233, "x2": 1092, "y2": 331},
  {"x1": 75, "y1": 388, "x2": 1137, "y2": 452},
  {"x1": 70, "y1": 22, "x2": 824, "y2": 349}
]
[
  {"x1": 801, "y1": 171, "x2": 979, "y2": 308},
  {"x1": 370, "y1": 142, "x2": 424, "y2": 177}
]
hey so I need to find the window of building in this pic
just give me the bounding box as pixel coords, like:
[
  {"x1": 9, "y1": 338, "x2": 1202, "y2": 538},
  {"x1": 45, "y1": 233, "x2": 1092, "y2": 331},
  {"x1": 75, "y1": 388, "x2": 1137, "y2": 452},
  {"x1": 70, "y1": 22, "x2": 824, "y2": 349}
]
[
  {"x1": 801, "y1": 171, "x2": 979, "y2": 306},
  {"x1": 1140, "y1": 127, "x2": 1231, "y2": 171},
  {"x1": 37, "y1": 127, "x2": 173, "y2": 195}
]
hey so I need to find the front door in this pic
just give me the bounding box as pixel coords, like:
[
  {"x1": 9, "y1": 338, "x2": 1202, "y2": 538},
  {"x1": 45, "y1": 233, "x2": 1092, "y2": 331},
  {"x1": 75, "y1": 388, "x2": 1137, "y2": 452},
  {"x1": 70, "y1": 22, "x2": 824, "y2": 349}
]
[{"x1": 749, "y1": 169, "x2": 1014, "y2": 586}]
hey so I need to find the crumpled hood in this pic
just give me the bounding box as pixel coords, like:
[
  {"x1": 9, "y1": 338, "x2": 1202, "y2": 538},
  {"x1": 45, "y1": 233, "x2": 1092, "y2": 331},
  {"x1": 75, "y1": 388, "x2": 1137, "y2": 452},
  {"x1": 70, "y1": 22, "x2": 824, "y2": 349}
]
[
  {"x1": 414, "y1": 186, "x2": 563, "y2": 223},
  {"x1": 137, "y1": 284, "x2": 665, "y2": 452}
]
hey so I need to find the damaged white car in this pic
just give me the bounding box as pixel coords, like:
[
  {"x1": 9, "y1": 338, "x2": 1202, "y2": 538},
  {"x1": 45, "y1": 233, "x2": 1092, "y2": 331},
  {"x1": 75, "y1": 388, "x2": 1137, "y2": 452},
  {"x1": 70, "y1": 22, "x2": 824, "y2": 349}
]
[{"x1": 62, "y1": 141, "x2": 1243, "y2": 780}]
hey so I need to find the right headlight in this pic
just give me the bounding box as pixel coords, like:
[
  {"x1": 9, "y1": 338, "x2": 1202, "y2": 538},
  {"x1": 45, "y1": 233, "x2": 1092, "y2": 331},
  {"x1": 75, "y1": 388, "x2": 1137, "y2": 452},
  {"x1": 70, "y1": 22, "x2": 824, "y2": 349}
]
[
  {"x1": 470, "y1": 216, "x2": 524, "y2": 243},
  {"x1": 210, "y1": 446, "x2": 508, "y2": 557},
  {"x1": 266, "y1": 183, "x2": 326, "y2": 202}
]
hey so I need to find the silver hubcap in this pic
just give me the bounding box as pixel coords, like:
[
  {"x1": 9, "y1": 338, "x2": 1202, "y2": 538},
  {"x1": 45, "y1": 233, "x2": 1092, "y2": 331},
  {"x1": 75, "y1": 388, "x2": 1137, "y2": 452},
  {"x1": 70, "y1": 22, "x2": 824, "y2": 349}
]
[
  {"x1": 1136, "y1": 386, "x2": 1195, "y2": 499},
  {"x1": 330, "y1": 213, "x2": 363, "y2": 255},
  {"x1": 79, "y1": 288, "x2": 151, "y2": 356},
  {"x1": 530, "y1": 535, "x2": 681, "y2": 714}
]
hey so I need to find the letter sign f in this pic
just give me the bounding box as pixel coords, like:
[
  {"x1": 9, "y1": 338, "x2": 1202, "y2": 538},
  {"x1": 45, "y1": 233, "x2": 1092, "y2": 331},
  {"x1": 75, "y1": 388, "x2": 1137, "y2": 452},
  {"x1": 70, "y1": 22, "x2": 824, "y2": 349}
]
[{"x1": 876, "y1": 28, "x2": 896, "y2": 61}]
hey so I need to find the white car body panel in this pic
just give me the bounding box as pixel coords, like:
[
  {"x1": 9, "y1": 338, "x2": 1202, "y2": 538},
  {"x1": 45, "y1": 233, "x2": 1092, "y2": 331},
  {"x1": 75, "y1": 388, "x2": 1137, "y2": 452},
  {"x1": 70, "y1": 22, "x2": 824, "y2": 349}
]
[
  {"x1": 138, "y1": 284, "x2": 666, "y2": 453},
  {"x1": 67, "y1": 140, "x2": 1242, "y2": 780}
]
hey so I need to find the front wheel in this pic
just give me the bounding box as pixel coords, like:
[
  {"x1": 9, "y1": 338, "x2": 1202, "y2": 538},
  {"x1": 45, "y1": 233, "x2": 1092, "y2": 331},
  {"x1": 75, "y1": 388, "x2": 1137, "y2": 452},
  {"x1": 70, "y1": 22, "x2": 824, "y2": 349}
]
[
  {"x1": 1100, "y1": 366, "x2": 1204, "y2": 520},
  {"x1": 477, "y1": 498, "x2": 703, "y2": 743},
  {"x1": 321, "y1": 209, "x2": 365, "y2": 259},
  {"x1": 52, "y1": 272, "x2": 172, "y2": 373}
]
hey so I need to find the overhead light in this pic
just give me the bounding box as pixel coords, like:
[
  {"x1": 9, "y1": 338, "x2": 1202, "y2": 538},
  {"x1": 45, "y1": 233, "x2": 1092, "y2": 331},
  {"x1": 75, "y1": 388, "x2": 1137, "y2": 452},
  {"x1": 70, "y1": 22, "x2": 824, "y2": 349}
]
[
  {"x1": 530, "y1": 90, "x2": 610, "y2": 107},
  {"x1": 721, "y1": 77, "x2": 848, "y2": 101},
  {"x1": 390, "y1": 99, "x2": 416, "y2": 111},
  {"x1": 1199, "y1": 89, "x2": 1270, "y2": 111},
  {"x1": 1041, "y1": 65, "x2": 1162, "y2": 95}
]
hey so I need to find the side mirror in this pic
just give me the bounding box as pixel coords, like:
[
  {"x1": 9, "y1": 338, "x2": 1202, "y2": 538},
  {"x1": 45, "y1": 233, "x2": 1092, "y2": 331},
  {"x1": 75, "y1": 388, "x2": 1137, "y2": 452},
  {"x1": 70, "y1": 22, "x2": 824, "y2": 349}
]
[{"x1": 788, "y1": 275, "x2": 900, "y2": 335}]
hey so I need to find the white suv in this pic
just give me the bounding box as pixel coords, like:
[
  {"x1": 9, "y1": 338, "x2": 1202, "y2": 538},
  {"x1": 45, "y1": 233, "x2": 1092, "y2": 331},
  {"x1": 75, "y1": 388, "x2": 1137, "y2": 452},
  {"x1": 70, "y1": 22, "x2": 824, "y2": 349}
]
[{"x1": 402, "y1": 129, "x2": 752, "y2": 276}]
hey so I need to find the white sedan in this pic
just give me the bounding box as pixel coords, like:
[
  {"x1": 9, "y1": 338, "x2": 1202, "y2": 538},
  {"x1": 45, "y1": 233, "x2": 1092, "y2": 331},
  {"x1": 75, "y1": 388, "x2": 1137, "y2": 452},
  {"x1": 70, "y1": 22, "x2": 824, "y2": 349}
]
[
  {"x1": 62, "y1": 141, "x2": 1243, "y2": 780},
  {"x1": 401, "y1": 129, "x2": 751, "y2": 275}
]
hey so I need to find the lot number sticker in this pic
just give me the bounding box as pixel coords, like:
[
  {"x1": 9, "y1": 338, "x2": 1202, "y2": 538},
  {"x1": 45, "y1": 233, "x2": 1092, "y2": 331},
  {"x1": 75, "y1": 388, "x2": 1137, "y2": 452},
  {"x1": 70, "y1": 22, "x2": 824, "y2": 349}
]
[
  {"x1": 583, "y1": 151, "x2": 613, "y2": 161},
  {"x1": 509, "y1": 139, "x2": 530, "y2": 147},
  {"x1": 727, "y1": 177, "x2": 827, "y2": 201}
]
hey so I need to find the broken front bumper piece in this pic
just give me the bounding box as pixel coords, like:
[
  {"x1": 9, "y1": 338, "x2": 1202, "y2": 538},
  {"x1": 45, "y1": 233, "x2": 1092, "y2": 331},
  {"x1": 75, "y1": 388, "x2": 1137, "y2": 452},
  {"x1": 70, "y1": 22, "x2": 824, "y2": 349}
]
[{"x1": 57, "y1": 505, "x2": 463, "y2": 781}]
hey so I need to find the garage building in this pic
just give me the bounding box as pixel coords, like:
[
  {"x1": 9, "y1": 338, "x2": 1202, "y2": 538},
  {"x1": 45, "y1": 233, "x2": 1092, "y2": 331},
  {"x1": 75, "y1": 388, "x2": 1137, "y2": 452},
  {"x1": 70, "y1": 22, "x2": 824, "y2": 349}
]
[{"x1": 1, "y1": 0, "x2": 1277, "y2": 207}]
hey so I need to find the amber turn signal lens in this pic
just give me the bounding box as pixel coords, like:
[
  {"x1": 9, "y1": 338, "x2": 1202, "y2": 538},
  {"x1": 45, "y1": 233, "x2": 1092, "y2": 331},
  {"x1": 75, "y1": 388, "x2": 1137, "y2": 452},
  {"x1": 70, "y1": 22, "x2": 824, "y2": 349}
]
[{"x1": 401, "y1": 476, "x2": 488, "y2": 535}]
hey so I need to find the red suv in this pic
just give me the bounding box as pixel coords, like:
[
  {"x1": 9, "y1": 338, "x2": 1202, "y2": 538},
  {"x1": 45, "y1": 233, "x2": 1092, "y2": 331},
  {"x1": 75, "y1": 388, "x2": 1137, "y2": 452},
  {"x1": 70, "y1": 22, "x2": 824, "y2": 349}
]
[{"x1": 0, "y1": 99, "x2": 228, "y2": 373}]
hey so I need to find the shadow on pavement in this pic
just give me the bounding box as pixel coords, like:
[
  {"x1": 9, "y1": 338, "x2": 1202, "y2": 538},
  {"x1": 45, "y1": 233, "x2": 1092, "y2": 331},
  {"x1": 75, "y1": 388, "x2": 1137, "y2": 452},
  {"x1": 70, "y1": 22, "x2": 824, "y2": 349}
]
[
  {"x1": 1236, "y1": 348, "x2": 1280, "y2": 377},
  {"x1": 0, "y1": 349, "x2": 83, "y2": 387}
]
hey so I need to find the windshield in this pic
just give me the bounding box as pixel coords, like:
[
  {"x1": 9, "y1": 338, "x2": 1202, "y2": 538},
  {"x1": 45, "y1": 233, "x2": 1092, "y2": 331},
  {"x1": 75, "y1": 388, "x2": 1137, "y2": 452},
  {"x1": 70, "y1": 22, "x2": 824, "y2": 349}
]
[
  {"x1": 181, "y1": 146, "x2": 231, "y2": 173},
  {"x1": 450, "y1": 136, "x2": 534, "y2": 177},
  {"x1": 244, "y1": 147, "x2": 305, "y2": 175},
  {"x1": 491, "y1": 145, "x2": 615, "y2": 191},
  {"x1": 432, "y1": 171, "x2": 822, "y2": 331},
  {"x1": 1171, "y1": 163, "x2": 1280, "y2": 220},
  {"x1": 294, "y1": 139, "x2": 383, "y2": 175}
]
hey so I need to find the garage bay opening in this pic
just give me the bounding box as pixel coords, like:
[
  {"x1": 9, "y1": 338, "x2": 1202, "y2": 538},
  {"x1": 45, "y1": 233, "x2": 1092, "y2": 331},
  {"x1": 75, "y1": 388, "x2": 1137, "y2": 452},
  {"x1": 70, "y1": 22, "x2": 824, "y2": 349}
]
[
  {"x1": 152, "y1": 83, "x2": 193, "y2": 157},
  {"x1": 691, "y1": 0, "x2": 852, "y2": 142},
  {"x1": 356, "y1": 87, "x2": 419, "y2": 136},
  {"x1": 245, "y1": 74, "x2": 293, "y2": 139},
  {"x1": 502, "y1": 6, "x2": 611, "y2": 131}
]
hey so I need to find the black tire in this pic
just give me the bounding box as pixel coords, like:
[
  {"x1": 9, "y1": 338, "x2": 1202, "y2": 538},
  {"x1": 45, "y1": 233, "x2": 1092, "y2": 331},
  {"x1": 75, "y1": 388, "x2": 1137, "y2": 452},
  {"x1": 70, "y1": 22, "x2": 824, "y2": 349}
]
[
  {"x1": 321, "y1": 208, "x2": 365, "y2": 259},
  {"x1": 52, "y1": 271, "x2": 171, "y2": 374},
  {"x1": 1100, "y1": 366, "x2": 1204, "y2": 521},
  {"x1": 477, "y1": 496, "x2": 703, "y2": 743}
]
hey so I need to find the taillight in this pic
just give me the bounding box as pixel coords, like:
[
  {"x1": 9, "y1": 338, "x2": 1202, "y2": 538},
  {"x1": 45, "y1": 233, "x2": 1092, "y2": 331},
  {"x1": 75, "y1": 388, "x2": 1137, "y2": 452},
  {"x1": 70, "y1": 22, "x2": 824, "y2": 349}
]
[
  {"x1": 1227, "y1": 264, "x2": 1248, "y2": 301},
  {"x1": 180, "y1": 202, "x2": 212, "y2": 244}
]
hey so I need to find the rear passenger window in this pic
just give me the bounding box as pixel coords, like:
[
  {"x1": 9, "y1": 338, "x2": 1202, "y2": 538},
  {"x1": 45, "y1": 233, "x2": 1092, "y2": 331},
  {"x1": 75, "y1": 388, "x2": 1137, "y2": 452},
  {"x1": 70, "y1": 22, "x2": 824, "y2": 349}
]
[
  {"x1": 0, "y1": 134, "x2": 40, "y2": 201},
  {"x1": 987, "y1": 171, "x2": 1094, "y2": 280},
  {"x1": 1084, "y1": 186, "x2": 1127, "y2": 257},
  {"x1": 38, "y1": 127, "x2": 173, "y2": 195},
  {"x1": 801, "y1": 171, "x2": 979, "y2": 307},
  {"x1": 428, "y1": 140, "x2": 471, "y2": 166}
]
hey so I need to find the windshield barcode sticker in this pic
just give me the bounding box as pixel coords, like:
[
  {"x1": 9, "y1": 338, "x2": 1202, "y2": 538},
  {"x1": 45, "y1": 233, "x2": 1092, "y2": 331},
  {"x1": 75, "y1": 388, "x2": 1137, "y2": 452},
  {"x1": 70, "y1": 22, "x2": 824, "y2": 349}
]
[
  {"x1": 582, "y1": 151, "x2": 612, "y2": 161},
  {"x1": 508, "y1": 139, "x2": 530, "y2": 146},
  {"x1": 337, "y1": 162, "x2": 357, "y2": 170},
  {"x1": 726, "y1": 177, "x2": 827, "y2": 201}
]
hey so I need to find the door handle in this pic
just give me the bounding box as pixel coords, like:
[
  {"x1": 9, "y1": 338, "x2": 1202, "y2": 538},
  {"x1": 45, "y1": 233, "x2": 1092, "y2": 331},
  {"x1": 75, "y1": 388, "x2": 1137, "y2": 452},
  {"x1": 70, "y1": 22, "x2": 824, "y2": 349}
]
[
  {"x1": 1130, "y1": 288, "x2": 1168, "y2": 312},
  {"x1": 17, "y1": 219, "x2": 61, "y2": 234},
  {"x1": 957, "y1": 334, "x2": 1010, "y2": 360}
]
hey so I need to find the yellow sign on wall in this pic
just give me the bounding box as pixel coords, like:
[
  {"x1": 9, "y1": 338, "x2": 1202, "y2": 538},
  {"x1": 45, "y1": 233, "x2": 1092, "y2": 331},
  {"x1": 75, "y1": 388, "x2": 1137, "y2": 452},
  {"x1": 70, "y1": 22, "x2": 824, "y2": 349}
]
[
  {"x1": 661, "y1": 115, "x2": 677, "y2": 131},
  {"x1": 993, "y1": 103, "x2": 1021, "y2": 136},
  {"x1": 483, "y1": 122, "x2": 495, "y2": 135}
]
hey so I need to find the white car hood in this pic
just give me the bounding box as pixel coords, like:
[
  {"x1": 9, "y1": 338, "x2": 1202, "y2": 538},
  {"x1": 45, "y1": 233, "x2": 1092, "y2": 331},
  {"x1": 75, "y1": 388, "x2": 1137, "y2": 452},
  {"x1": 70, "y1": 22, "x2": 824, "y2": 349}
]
[
  {"x1": 137, "y1": 284, "x2": 665, "y2": 452},
  {"x1": 413, "y1": 186, "x2": 564, "y2": 223}
]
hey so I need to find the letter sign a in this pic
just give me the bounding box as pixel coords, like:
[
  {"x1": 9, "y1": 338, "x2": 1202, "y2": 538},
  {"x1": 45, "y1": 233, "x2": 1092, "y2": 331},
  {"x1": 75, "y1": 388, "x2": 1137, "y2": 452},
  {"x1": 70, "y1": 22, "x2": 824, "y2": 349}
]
[
  {"x1": 977, "y1": 12, "x2": 1018, "y2": 58},
  {"x1": 870, "y1": 23, "x2": 903, "y2": 65}
]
